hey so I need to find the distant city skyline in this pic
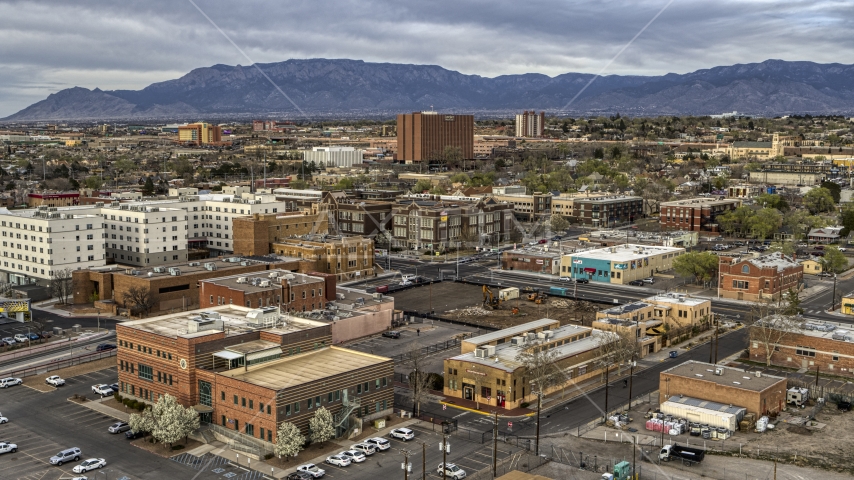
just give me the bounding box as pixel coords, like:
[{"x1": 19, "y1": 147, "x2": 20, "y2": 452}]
[{"x1": 2, "y1": 0, "x2": 853, "y2": 117}]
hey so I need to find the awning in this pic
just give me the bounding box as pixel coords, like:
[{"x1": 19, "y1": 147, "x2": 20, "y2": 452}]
[
  {"x1": 192, "y1": 404, "x2": 214, "y2": 413},
  {"x1": 583, "y1": 267, "x2": 596, "y2": 273},
  {"x1": 213, "y1": 350, "x2": 243, "y2": 361}
]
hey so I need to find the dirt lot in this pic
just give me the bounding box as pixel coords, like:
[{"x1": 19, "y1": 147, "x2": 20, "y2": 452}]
[{"x1": 391, "y1": 282, "x2": 602, "y2": 329}]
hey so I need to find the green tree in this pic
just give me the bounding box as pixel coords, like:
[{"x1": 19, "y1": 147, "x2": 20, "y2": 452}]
[
  {"x1": 821, "y1": 246, "x2": 848, "y2": 274},
  {"x1": 820, "y1": 181, "x2": 842, "y2": 203},
  {"x1": 83, "y1": 176, "x2": 103, "y2": 190},
  {"x1": 840, "y1": 203, "x2": 854, "y2": 236},
  {"x1": 756, "y1": 193, "x2": 789, "y2": 211},
  {"x1": 450, "y1": 172, "x2": 470, "y2": 184},
  {"x1": 336, "y1": 177, "x2": 354, "y2": 190},
  {"x1": 112, "y1": 158, "x2": 137, "y2": 174},
  {"x1": 549, "y1": 214, "x2": 570, "y2": 233},
  {"x1": 747, "y1": 208, "x2": 782, "y2": 240},
  {"x1": 673, "y1": 252, "x2": 719, "y2": 284},
  {"x1": 767, "y1": 241, "x2": 795, "y2": 256},
  {"x1": 494, "y1": 158, "x2": 506, "y2": 170},
  {"x1": 413, "y1": 179, "x2": 432, "y2": 193},
  {"x1": 289, "y1": 179, "x2": 308, "y2": 190},
  {"x1": 803, "y1": 187, "x2": 835, "y2": 215},
  {"x1": 142, "y1": 177, "x2": 155, "y2": 196},
  {"x1": 781, "y1": 288, "x2": 803, "y2": 316}
]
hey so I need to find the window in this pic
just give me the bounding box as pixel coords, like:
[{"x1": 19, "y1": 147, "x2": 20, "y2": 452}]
[
  {"x1": 138, "y1": 364, "x2": 153, "y2": 381},
  {"x1": 742, "y1": 265, "x2": 750, "y2": 274},
  {"x1": 242, "y1": 397, "x2": 246, "y2": 407},
  {"x1": 286, "y1": 404, "x2": 291, "y2": 416},
  {"x1": 234, "y1": 395, "x2": 238, "y2": 405},
  {"x1": 294, "y1": 401, "x2": 300, "y2": 413},
  {"x1": 732, "y1": 280, "x2": 749, "y2": 289},
  {"x1": 795, "y1": 345, "x2": 816, "y2": 357},
  {"x1": 307, "y1": 398, "x2": 313, "y2": 409},
  {"x1": 221, "y1": 391, "x2": 225, "y2": 401},
  {"x1": 249, "y1": 399, "x2": 254, "y2": 410}
]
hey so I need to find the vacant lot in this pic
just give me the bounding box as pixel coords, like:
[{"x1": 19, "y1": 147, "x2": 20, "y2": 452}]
[{"x1": 391, "y1": 281, "x2": 602, "y2": 329}]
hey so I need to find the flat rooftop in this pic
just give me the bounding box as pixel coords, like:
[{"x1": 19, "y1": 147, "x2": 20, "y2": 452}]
[
  {"x1": 763, "y1": 317, "x2": 854, "y2": 343},
  {"x1": 567, "y1": 244, "x2": 684, "y2": 262},
  {"x1": 662, "y1": 360, "x2": 785, "y2": 392},
  {"x1": 465, "y1": 318, "x2": 560, "y2": 345},
  {"x1": 452, "y1": 324, "x2": 609, "y2": 373},
  {"x1": 119, "y1": 305, "x2": 327, "y2": 339},
  {"x1": 225, "y1": 339, "x2": 280, "y2": 355},
  {"x1": 219, "y1": 346, "x2": 390, "y2": 390},
  {"x1": 643, "y1": 292, "x2": 708, "y2": 307},
  {"x1": 744, "y1": 252, "x2": 799, "y2": 272},
  {"x1": 661, "y1": 197, "x2": 741, "y2": 207},
  {"x1": 202, "y1": 270, "x2": 322, "y2": 292},
  {"x1": 90, "y1": 255, "x2": 301, "y2": 278}
]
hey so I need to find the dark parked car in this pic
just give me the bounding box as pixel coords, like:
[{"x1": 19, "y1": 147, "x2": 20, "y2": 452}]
[
  {"x1": 382, "y1": 331, "x2": 401, "y2": 339},
  {"x1": 628, "y1": 280, "x2": 645, "y2": 286},
  {"x1": 538, "y1": 239, "x2": 548, "y2": 244},
  {"x1": 125, "y1": 430, "x2": 146, "y2": 439},
  {"x1": 286, "y1": 473, "x2": 314, "y2": 480},
  {"x1": 109, "y1": 383, "x2": 119, "y2": 392},
  {"x1": 28, "y1": 333, "x2": 40, "y2": 341},
  {"x1": 838, "y1": 401, "x2": 851, "y2": 412},
  {"x1": 95, "y1": 343, "x2": 116, "y2": 352},
  {"x1": 41, "y1": 331, "x2": 52, "y2": 339},
  {"x1": 575, "y1": 278, "x2": 589, "y2": 284}
]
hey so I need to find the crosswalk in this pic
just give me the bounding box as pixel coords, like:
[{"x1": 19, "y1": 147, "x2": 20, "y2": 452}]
[{"x1": 170, "y1": 452, "x2": 264, "y2": 479}]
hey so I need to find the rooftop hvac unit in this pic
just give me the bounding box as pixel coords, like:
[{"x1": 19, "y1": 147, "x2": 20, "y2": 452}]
[
  {"x1": 337, "y1": 293, "x2": 345, "y2": 300},
  {"x1": 124, "y1": 268, "x2": 134, "y2": 274},
  {"x1": 714, "y1": 367, "x2": 724, "y2": 376},
  {"x1": 120, "y1": 205, "x2": 129, "y2": 210},
  {"x1": 188, "y1": 262, "x2": 201, "y2": 267},
  {"x1": 204, "y1": 263, "x2": 217, "y2": 271},
  {"x1": 150, "y1": 207, "x2": 159, "y2": 212},
  {"x1": 372, "y1": 293, "x2": 383, "y2": 300},
  {"x1": 240, "y1": 261, "x2": 250, "y2": 266},
  {"x1": 510, "y1": 336, "x2": 525, "y2": 346},
  {"x1": 268, "y1": 272, "x2": 279, "y2": 279},
  {"x1": 284, "y1": 274, "x2": 295, "y2": 280},
  {"x1": 484, "y1": 345, "x2": 496, "y2": 357},
  {"x1": 236, "y1": 277, "x2": 248, "y2": 284},
  {"x1": 153, "y1": 267, "x2": 165, "y2": 273},
  {"x1": 544, "y1": 331, "x2": 554, "y2": 339},
  {"x1": 355, "y1": 297, "x2": 365, "y2": 305},
  {"x1": 169, "y1": 268, "x2": 181, "y2": 276},
  {"x1": 475, "y1": 348, "x2": 488, "y2": 358},
  {"x1": 537, "y1": 332, "x2": 547, "y2": 340},
  {"x1": 95, "y1": 202, "x2": 104, "y2": 207},
  {"x1": 259, "y1": 280, "x2": 271, "y2": 287},
  {"x1": 526, "y1": 332, "x2": 537, "y2": 341}
]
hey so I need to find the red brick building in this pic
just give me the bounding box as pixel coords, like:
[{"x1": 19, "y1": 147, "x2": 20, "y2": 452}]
[
  {"x1": 660, "y1": 360, "x2": 787, "y2": 417},
  {"x1": 199, "y1": 270, "x2": 333, "y2": 313},
  {"x1": 116, "y1": 305, "x2": 393, "y2": 449},
  {"x1": 660, "y1": 197, "x2": 741, "y2": 233},
  {"x1": 397, "y1": 112, "x2": 474, "y2": 163},
  {"x1": 718, "y1": 252, "x2": 802, "y2": 302},
  {"x1": 749, "y1": 319, "x2": 854, "y2": 376}
]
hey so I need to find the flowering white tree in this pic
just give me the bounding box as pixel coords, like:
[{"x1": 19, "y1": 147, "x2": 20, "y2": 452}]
[
  {"x1": 128, "y1": 408, "x2": 154, "y2": 439},
  {"x1": 309, "y1": 406, "x2": 335, "y2": 446},
  {"x1": 132, "y1": 394, "x2": 200, "y2": 450},
  {"x1": 275, "y1": 421, "x2": 305, "y2": 461}
]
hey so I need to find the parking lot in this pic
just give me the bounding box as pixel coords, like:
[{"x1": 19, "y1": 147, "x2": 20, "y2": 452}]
[
  {"x1": 311, "y1": 422, "x2": 526, "y2": 480},
  {"x1": 0, "y1": 366, "x2": 209, "y2": 480}
]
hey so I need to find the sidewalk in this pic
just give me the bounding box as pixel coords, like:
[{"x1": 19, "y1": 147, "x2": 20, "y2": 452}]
[
  {"x1": 34, "y1": 300, "x2": 123, "y2": 320},
  {"x1": 70, "y1": 396, "x2": 130, "y2": 422}
]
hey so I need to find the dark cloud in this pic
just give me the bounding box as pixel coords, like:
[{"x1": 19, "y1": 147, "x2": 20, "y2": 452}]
[{"x1": 2, "y1": 0, "x2": 854, "y2": 117}]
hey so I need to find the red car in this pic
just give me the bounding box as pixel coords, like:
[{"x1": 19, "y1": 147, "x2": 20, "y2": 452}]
[{"x1": 538, "y1": 239, "x2": 548, "y2": 244}]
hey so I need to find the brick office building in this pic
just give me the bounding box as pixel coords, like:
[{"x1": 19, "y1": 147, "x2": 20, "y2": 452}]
[
  {"x1": 270, "y1": 235, "x2": 374, "y2": 282},
  {"x1": 391, "y1": 196, "x2": 514, "y2": 250},
  {"x1": 232, "y1": 211, "x2": 328, "y2": 257},
  {"x1": 659, "y1": 197, "x2": 742, "y2": 233},
  {"x1": 397, "y1": 112, "x2": 474, "y2": 164},
  {"x1": 660, "y1": 360, "x2": 787, "y2": 417},
  {"x1": 552, "y1": 194, "x2": 644, "y2": 227},
  {"x1": 718, "y1": 252, "x2": 803, "y2": 302},
  {"x1": 749, "y1": 318, "x2": 854, "y2": 376},
  {"x1": 116, "y1": 305, "x2": 393, "y2": 446},
  {"x1": 200, "y1": 270, "x2": 332, "y2": 313}
]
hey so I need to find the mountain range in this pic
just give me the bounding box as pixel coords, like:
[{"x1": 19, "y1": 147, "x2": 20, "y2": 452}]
[{"x1": 6, "y1": 58, "x2": 854, "y2": 121}]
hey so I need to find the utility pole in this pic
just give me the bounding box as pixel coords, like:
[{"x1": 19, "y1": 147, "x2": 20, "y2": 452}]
[
  {"x1": 632, "y1": 435, "x2": 637, "y2": 479},
  {"x1": 421, "y1": 442, "x2": 426, "y2": 480},
  {"x1": 604, "y1": 365, "x2": 610, "y2": 422},
  {"x1": 400, "y1": 449, "x2": 411, "y2": 480},
  {"x1": 535, "y1": 391, "x2": 542, "y2": 456},
  {"x1": 714, "y1": 320, "x2": 720, "y2": 364},
  {"x1": 439, "y1": 436, "x2": 450, "y2": 480},
  {"x1": 628, "y1": 354, "x2": 635, "y2": 403},
  {"x1": 831, "y1": 273, "x2": 838, "y2": 312},
  {"x1": 492, "y1": 411, "x2": 498, "y2": 477}
]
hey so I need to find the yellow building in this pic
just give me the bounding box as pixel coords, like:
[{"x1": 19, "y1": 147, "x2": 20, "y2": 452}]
[
  {"x1": 444, "y1": 319, "x2": 616, "y2": 410},
  {"x1": 178, "y1": 122, "x2": 222, "y2": 145},
  {"x1": 559, "y1": 244, "x2": 684, "y2": 285},
  {"x1": 842, "y1": 294, "x2": 854, "y2": 315},
  {"x1": 595, "y1": 292, "x2": 713, "y2": 332},
  {"x1": 800, "y1": 258, "x2": 824, "y2": 275}
]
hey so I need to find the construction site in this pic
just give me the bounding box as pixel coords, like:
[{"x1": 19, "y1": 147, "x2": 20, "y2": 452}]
[{"x1": 389, "y1": 281, "x2": 603, "y2": 330}]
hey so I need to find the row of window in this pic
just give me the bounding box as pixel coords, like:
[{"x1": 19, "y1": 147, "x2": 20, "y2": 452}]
[
  {"x1": 1, "y1": 221, "x2": 95, "y2": 231},
  {"x1": 119, "y1": 340, "x2": 174, "y2": 361}
]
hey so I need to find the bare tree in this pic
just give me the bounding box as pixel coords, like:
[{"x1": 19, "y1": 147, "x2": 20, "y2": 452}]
[
  {"x1": 595, "y1": 328, "x2": 638, "y2": 376},
  {"x1": 748, "y1": 301, "x2": 801, "y2": 366},
  {"x1": 515, "y1": 339, "x2": 566, "y2": 456},
  {"x1": 400, "y1": 342, "x2": 433, "y2": 416},
  {"x1": 51, "y1": 268, "x2": 74, "y2": 304},
  {"x1": 122, "y1": 286, "x2": 155, "y2": 317}
]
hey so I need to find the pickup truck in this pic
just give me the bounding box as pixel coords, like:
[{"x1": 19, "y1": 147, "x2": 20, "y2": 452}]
[
  {"x1": 0, "y1": 441, "x2": 17, "y2": 454},
  {"x1": 659, "y1": 444, "x2": 705, "y2": 463}
]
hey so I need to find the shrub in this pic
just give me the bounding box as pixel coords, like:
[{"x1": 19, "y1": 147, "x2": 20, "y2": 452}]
[
  {"x1": 136, "y1": 402, "x2": 145, "y2": 411},
  {"x1": 520, "y1": 402, "x2": 530, "y2": 408},
  {"x1": 264, "y1": 453, "x2": 274, "y2": 460},
  {"x1": 171, "y1": 444, "x2": 185, "y2": 451},
  {"x1": 113, "y1": 392, "x2": 122, "y2": 402},
  {"x1": 129, "y1": 400, "x2": 139, "y2": 409}
]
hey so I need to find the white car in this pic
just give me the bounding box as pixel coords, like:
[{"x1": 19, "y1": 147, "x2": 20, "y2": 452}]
[
  {"x1": 0, "y1": 441, "x2": 17, "y2": 454},
  {"x1": 558, "y1": 276, "x2": 572, "y2": 282},
  {"x1": 341, "y1": 450, "x2": 366, "y2": 463},
  {"x1": 91, "y1": 384, "x2": 113, "y2": 396},
  {"x1": 325, "y1": 454, "x2": 351, "y2": 467},
  {"x1": 364, "y1": 437, "x2": 391, "y2": 451},
  {"x1": 296, "y1": 463, "x2": 325, "y2": 478},
  {"x1": 13, "y1": 334, "x2": 28, "y2": 343},
  {"x1": 0, "y1": 378, "x2": 22, "y2": 388},
  {"x1": 643, "y1": 277, "x2": 655, "y2": 284},
  {"x1": 108, "y1": 422, "x2": 130, "y2": 434},
  {"x1": 46, "y1": 375, "x2": 65, "y2": 387},
  {"x1": 0, "y1": 415, "x2": 8, "y2": 424},
  {"x1": 73, "y1": 458, "x2": 106, "y2": 473},
  {"x1": 389, "y1": 428, "x2": 415, "y2": 441},
  {"x1": 350, "y1": 443, "x2": 376, "y2": 456},
  {"x1": 438, "y1": 463, "x2": 467, "y2": 479}
]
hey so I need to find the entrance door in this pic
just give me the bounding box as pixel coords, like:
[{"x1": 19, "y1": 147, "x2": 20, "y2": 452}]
[
  {"x1": 200, "y1": 412, "x2": 212, "y2": 424},
  {"x1": 497, "y1": 392, "x2": 506, "y2": 408},
  {"x1": 463, "y1": 384, "x2": 474, "y2": 401}
]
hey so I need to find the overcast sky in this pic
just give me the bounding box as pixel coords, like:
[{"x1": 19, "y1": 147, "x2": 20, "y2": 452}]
[{"x1": 2, "y1": 0, "x2": 853, "y2": 117}]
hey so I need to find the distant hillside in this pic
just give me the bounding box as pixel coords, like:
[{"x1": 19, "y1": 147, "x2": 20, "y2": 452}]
[{"x1": 6, "y1": 58, "x2": 854, "y2": 121}]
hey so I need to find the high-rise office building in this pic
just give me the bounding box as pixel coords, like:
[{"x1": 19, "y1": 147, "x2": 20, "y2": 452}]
[
  {"x1": 396, "y1": 112, "x2": 473, "y2": 163},
  {"x1": 515, "y1": 111, "x2": 545, "y2": 137},
  {"x1": 178, "y1": 122, "x2": 222, "y2": 145}
]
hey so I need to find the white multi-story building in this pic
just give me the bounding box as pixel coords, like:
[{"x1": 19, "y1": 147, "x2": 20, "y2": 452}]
[
  {"x1": 98, "y1": 203, "x2": 189, "y2": 266},
  {"x1": 515, "y1": 111, "x2": 545, "y2": 138},
  {"x1": 303, "y1": 146, "x2": 364, "y2": 168},
  {"x1": 0, "y1": 206, "x2": 106, "y2": 286}
]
